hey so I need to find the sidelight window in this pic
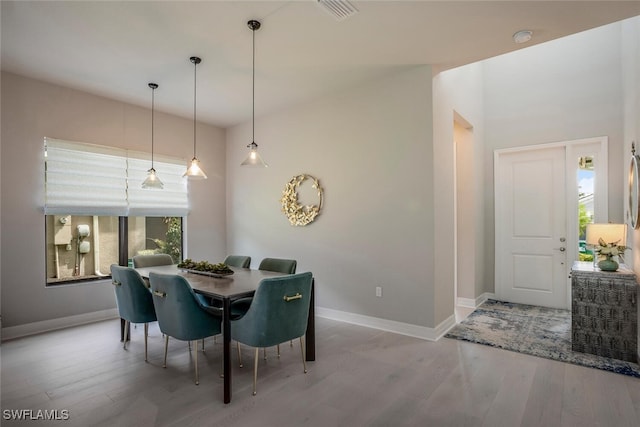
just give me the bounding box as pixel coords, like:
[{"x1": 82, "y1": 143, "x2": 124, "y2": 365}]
[{"x1": 577, "y1": 156, "x2": 595, "y2": 261}]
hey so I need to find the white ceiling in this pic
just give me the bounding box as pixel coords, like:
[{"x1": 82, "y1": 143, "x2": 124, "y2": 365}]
[{"x1": 2, "y1": 1, "x2": 640, "y2": 128}]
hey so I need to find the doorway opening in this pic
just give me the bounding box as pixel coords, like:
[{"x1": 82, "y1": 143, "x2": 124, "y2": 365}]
[{"x1": 453, "y1": 112, "x2": 482, "y2": 320}]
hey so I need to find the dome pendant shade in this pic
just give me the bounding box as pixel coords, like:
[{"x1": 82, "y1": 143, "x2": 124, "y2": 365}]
[
  {"x1": 184, "y1": 56, "x2": 208, "y2": 179},
  {"x1": 242, "y1": 20, "x2": 267, "y2": 168},
  {"x1": 142, "y1": 82, "x2": 163, "y2": 189}
]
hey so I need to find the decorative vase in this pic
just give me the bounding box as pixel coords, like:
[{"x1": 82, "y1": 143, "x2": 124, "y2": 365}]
[{"x1": 597, "y1": 257, "x2": 619, "y2": 272}]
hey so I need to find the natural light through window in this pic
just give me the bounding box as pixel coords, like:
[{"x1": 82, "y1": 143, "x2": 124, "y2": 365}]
[
  {"x1": 44, "y1": 138, "x2": 188, "y2": 285},
  {"x1": 578, "y1": 156, "x2": 595, "y2": 261}
]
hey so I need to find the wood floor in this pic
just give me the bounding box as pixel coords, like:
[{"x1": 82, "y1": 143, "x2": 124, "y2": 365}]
[{"x1": 2, "y1": 316, "x2": 640, "y2": 426}]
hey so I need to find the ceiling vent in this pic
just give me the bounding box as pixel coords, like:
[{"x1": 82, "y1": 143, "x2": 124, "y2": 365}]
[{"x1": 316, "y1": 0, "x2": 359, "y2": 21}]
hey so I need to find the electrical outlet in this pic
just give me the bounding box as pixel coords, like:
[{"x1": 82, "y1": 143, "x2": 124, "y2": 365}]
[{"x1": 375, "y1": 286, "x2": 382, "y2": 297}]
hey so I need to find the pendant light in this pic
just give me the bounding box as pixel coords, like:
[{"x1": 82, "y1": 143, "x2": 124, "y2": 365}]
[
  {"x1": 142, "y1": 82, "x2": 163, "y2": 189},
  {"x1": 241, "y1": 20, "x2": 268, "y2": 167},
  {"x1": 183, "y1": 56, "x2": 208, "y2": 179}
]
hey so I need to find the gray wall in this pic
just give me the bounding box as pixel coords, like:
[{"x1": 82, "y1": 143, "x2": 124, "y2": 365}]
[
  {"x1": 433, "y1": 61, "x2": 486, "y2": 309},
  {"x1": 481, "y1": 22, "x2": 630, "y2": 292},
  {"x1": 0, "y1": 72, "x2": 227, "y2": 330},
  {"x1": 226, "y1": 66, "x2": 440, "y2": 328}
]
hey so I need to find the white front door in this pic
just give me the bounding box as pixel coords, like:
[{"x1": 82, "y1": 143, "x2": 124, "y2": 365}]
[{"x1": 495, "y1": 146, "x2": 568, "y2": 308}]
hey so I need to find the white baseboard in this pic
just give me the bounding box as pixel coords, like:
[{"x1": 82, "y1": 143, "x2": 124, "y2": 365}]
[
  {"x1": 2, "y1": 303, "x2": 474, "y2": 343},
  {"x1": 457, "y1": 292, "x2": 495, "y2": 309},
  {"x1": 316, "y1": 306, "x2": 456, "y2": 341},
  {"x1": 1, "y1": 308, "x2": 119, "y2": 341}
]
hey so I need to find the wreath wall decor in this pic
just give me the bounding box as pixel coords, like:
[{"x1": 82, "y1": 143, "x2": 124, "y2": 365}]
[{"x1": 280, "y1": 174, "x2": 324, "y2": 226}]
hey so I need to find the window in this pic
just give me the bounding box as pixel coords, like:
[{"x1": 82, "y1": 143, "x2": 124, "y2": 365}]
[
  {"x1": 44, "y1": 138, "x2": 188, "y2": 285},
  {"x1": 128, "y1": 216, "x2": 183, "y2": 268},
  {"x1": 577, "y1": 155, "x2": 595, "y2": 262}
]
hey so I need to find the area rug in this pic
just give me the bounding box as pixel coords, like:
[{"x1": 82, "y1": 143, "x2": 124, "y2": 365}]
[{"x1": 445, "y1": 299, "x2": 640, "y2": 378}]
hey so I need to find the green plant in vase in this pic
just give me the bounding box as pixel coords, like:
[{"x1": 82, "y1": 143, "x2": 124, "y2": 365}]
[{"x1": 595, "y1": 237, "x2": 628, "y2": 271}]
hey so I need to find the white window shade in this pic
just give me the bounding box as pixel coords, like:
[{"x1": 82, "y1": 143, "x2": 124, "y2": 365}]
[
  {"x1": 44, "y1": 138, "x2": 189, "y2": 217},
  {"x1": 45, "y1": 138, "x2": 128, "y2": 215},
  {"x1": 127, "y1": 155, "x2": 189, "y2": 216}
]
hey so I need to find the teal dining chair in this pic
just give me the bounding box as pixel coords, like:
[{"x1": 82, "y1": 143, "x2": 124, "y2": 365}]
[
  {"x1": 223, "y1": 255, "x2": 251, "y2": 269},
  {"x1": 231, "y1": 272, "x2": 313, "y2": 395},
  {"x1": 231, "y1": 257, "x2": 297, "y2": 315},
  {"x1": 148, "y1": 272, "x2": 222, "y2": 385},
  {"x1": 230, "y1": 257, "x2": 297, "y2": 356},
  {"x1": 132, "y1": 253, "x2": 174, "y2": 268},
  {"x1": 258, "y1": 257, "x2": 297, "y2": 274},
  {"x1": 110, "y1": 265, "x2": 157, "y2": 362}
]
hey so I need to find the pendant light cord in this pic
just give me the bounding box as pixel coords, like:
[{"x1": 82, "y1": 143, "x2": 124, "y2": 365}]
[
  {"x1": 151, "y1": 86, "x2": 155, "y2": 169},
  {"x1": 252, "y1": 26, "x2": 256, "y2": 143},
  {"x1": 193, "y1": 59, "x2": 197, "y2": 158}
]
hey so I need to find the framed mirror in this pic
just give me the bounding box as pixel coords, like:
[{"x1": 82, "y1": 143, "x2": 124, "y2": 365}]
[{"x1": 629, "y1": 143, "x2": 640, "y2": 229}]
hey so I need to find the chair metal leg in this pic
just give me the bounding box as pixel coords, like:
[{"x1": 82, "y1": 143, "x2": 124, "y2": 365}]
[
  {"x1": 300, "y1": 337, "x2": 307, "y2": 373},
  {"x1": 163, "y1": 335, "x2": 169, "y2": 368},
  {"x1": 144, "y1": 323, "x2": 149, "y2": 362},
  {"x1": 123, "y1": 320, "x2": 129, "y2": 349},
  {"x1": 253, "y1": 348, "x2": 259, "y2": 396},
  {"x1": 237, "y1": 342, "x2": 243, "y2": 368},
  {"x1": 194, "y1": 340, "x2": 200, "y2": 385},
  {"x1": 263, "y1": 348, "x2": 267, "y2": 360},
  {"x1": 201, "y1": 339, "x2": 205, "y2": 352},
  {"x1": 277, "y1": 344, "x2": 280, "y2": 358}
]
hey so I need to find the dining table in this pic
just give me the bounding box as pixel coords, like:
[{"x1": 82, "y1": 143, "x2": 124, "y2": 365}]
[{"x1": 133, "y1": 264, "x2": 315, "y2": 404}]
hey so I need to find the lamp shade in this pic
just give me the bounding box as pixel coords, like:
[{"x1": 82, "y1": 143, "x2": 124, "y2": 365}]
[
  {"x1": 241, "y1": 142, "x2": 268, "y2": 167},
  {"x1": 585, "y1": 223, "x2": 627, "y2": 246},
  {"x1": 183, "y1": 157, "x2": 207, "y2": 179},
  {"x1": 142, "y1": 167, "x2": 163, "y2": 189}
]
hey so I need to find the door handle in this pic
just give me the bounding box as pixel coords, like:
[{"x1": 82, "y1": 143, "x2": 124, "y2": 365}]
[{"x1": 554, "y1": 247, "x2": 566, "y2": 252}]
